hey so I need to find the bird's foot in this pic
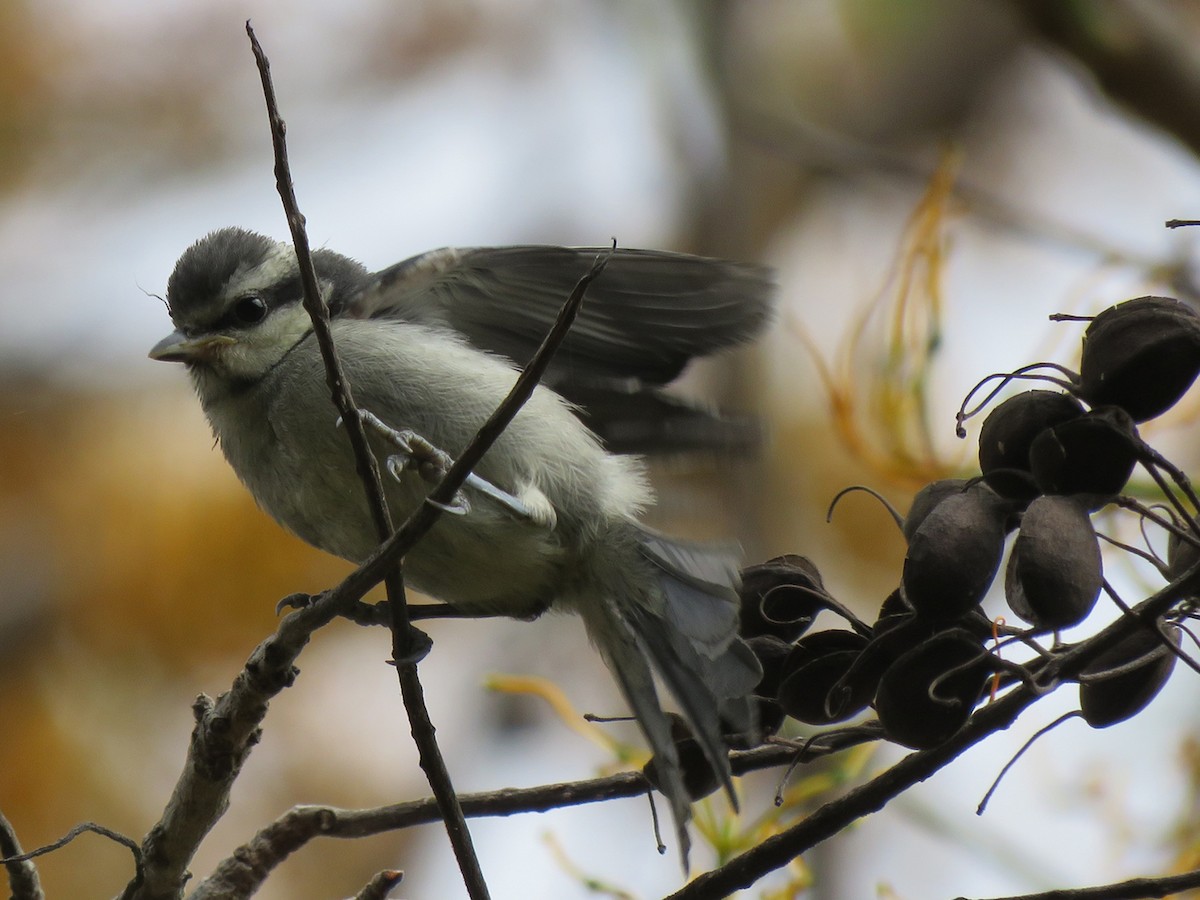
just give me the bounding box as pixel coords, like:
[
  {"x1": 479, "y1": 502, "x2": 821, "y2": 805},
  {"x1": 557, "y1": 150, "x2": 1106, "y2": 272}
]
[
  {"x1": 338, "y1": 409, "x2": 471, "y2": 514},
  {"x1": 339, "y1": 408, "x2": 537, "y2": 520}
]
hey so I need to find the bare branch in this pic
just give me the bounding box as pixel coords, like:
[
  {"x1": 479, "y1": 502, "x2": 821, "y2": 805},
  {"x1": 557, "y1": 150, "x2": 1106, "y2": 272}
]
[
  {"x1": 245, "y1": 20, "x2": 492, "y2": 899},
  {"x1": 665, "y1": 685, "x2": 1038, "y2": 899},
  {"x1": 0, "y1": 809, "x2": 44, "y2": 900},
  {"x1": 3, "y1": 820, "x2": 140, "y2": 899},
  {"x1": 958, "y1": 865, "x2": 1200, "y2": 900},
  {"x1": 189, "y1": 734, "x2": 875, "y2": 898},
  {"x1": 124, "y1": 617, "x2": 323, "y2": 900},
  {"x1": 190, "y1": 774, "x2": 649, "y2": 899},
  {"x1": 1009, "y1": 0, "x2": 1200, "y2": 161}
]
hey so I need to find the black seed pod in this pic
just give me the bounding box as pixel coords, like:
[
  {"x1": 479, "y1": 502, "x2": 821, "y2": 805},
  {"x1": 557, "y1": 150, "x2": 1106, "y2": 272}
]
[
  {"x1": 752, "y1": 700, "x2": 786, "y2": 740},
  {"x1": 776, "y1": 630, "x2": 871, "y2": 725},
  {"x1": 1166, "y1": 529, "x2": 1200, "y2": 582},
  {"x1": 978, "y1": 390, "x2": 1086, "y2": 472},
  {"x1": 978, "y1": 390, "x2": 1085, "y2": 500},
  {"x1": 738, "y1": 555, "x2": 823, "y2": 642},
  {"x1": 877, "y1": 588, "x2": 913, "y2": 620},
  {"x1": 904, "y1": 479, "x2": 970, "y2": 542},
  {"x1": 901, "y1": 486, "x2": 1008, "y2": 620},
  {"x1": 1028, "y1": 406, "x2": 1138, "y2": 506},
  {"x1": 1078, "y1": 623, "x2": 1179, "y2": 728},
  {"x1": 1005, "y1": 495, "x2": 1102, "y2": 631},
  {"x1": 644, "y1": 735, "x2": 721, "y2": 802},
  {"x1": 745, "y1": 634, "x2": 793, "y2": 700},
  {"x1": 855, "y1": 602, "x2": 996, "y2": 702},
  {"x1": 1078, "y1": 296, "x2": 1200, "y2": 422},
  {"x1": 841, "y1": 612, "x2": 953, "y2": 702},
  {"x1": 875, "y1": 629, "x2": 991, "y2": 749}
]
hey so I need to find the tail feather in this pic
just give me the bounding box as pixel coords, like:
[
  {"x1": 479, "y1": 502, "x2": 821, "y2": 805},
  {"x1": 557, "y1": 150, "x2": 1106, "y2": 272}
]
[
  {"x1": 586, "y1": 600, "x2": 694, "y2": 865},
  {"x1": 637, "y1": 528, "x2": 761, "y2": 700},
  {"x1": 626, "y1": 602, "x2": 739, "y2": 806},
  {"x1": 578, "y1": 528, "x2": 761, "y2": 869}
]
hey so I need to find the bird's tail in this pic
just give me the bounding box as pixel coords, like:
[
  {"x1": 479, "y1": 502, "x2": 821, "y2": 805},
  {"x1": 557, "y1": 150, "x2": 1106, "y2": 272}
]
[{"x1": 574, "y1": 526, "x2": 762, "y2": 868}]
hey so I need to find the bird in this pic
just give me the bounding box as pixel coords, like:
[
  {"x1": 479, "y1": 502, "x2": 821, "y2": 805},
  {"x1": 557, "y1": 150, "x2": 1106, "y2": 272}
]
[{"x1": 149, "y1": 227, "x2": 774, "y2": 863}]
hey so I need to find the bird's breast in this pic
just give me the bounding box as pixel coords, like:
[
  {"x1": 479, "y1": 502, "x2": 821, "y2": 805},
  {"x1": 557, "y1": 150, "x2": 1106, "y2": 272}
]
[{"x1": 199, "y1": 370, "x2": 566, "y2": 617}]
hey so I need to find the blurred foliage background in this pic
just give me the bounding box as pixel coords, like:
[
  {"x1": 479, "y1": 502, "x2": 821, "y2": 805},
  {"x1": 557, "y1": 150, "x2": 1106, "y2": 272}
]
[{"x1": 5, "y1": 1, "x2": 1200, "y2": 897}]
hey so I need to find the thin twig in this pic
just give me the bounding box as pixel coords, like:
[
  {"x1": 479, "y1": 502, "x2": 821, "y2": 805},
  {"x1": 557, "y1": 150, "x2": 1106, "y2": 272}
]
[
  {"x1": 957, "y1": 864, "x2": 1200, "y2": 900},
  {"x1": 189, "y1": 738, "x2": 873, "y2": 899},
  {"x1": 245, "y1": 21, "x2": 491, "y2": 899}
]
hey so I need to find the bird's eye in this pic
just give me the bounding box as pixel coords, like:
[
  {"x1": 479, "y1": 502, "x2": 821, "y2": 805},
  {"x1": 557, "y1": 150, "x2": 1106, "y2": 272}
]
[{"x1": 233, "y1": 295, "x2": 268, "y2": 325}]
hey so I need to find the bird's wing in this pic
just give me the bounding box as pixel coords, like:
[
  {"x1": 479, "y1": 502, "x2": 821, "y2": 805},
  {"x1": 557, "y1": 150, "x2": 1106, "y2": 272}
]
[{"x1": 342, "y1": 245, "x2": 774, "y2": 386}]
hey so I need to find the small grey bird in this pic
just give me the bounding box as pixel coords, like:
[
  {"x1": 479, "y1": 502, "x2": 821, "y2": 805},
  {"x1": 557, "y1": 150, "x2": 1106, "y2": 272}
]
[{"x1": 149, "y1": 227, "x2": 773, "y2": 862}]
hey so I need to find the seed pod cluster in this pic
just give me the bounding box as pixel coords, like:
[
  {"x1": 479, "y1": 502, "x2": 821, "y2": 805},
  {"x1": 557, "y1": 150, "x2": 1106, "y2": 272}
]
[
  {"x1": 741, "y1": 556, "x2": 997, "y2": 749},
  {"x1": 735, "y1": 295, "x2": 1200, "y2": 754}
]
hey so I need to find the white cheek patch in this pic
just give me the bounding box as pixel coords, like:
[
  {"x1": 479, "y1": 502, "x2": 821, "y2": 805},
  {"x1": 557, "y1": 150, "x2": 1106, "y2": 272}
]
[{"x1": 217, "y1": 303, "x2": 316, "y2": 380}]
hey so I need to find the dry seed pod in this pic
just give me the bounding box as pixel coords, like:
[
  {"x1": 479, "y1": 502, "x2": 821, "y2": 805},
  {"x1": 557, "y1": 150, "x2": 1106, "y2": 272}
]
[
  {"x1": 644, "y1": 736, "x2": 722, "y2": 802},
  {"x1": 875, "y1": 628, "x2": 991, "y2": 749},
  {"x1": 978, "y1": 390, "x2": 1085, "y2": 473},
  {"x1": 904, "y1": 479, "x2": 970, "y2": 542},
  {"x1": 776, "y1": 630, "x2": 870, "y2": 725},
  {"x1": 1028, "y1": 407, "x2": 1138, "y2": 506},
  {"x1": 1078, "y1": 296, "x2": 1200, "y2": 422},
  {"x1": 1005, "y1": 495, "x2": 1102, "y2": 631},
  {"x1": 738, "y1": 555, "x2": 823, "y2": 641},
  {"x1": 901, "y1": 486, "x2": 1008, "y2": 620},
  {"x1": 877, "y1": 588, "x2": 912, "y2": 619},
  {"x1": 837, "y1": 613, "x2": 960, "y2": 706},
  {"x1": 739, "y1": 638, "x2": 787, "y2": 734},
  {"x1": 745, "y1": 634, "x2": 793, "y2": 700},
  {"x1": 1078, "y1": 623, "x2": 1180, "y2": 728},
  {"x1": 1166, "y1": 529, "x2": 1200, "y2": 581}
]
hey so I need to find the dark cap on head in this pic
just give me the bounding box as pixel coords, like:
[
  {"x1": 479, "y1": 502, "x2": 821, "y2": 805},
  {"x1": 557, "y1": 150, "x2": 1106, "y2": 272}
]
[{"x1": 166, "y1": 228, "x2": 279, "y2": 316}]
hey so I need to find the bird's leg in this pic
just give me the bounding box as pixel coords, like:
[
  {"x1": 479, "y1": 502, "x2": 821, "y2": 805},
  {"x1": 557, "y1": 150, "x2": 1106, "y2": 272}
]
[{"x1": 339, "y1": 408, "x2": 537, "y2": 520}]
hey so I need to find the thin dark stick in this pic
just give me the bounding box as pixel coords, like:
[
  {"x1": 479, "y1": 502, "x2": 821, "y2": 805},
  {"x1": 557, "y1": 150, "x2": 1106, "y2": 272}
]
[
  {"x1": 957, "y1": 864, "x2": 1200, "y2": 900},
  {"x1": 243, "y1": 25, "x2": 396, "y2": 575},
  {"x1": 245, "y1": 21, "x2": 490, "y2": 899},
  {"x1": 188, "y1": 738, "x2": 874, "y2": 899},
  {"x1": 975, "y1": 711, "x2": 1079, "y2": 815}
]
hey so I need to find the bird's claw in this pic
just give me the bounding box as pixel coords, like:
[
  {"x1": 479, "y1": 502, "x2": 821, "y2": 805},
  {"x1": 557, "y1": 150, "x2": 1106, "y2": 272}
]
[
  {"x1": 383, "y1": 453, "x2": 471, "y2": 513},
  {"x1": 424, "y1": 493, "x2": 471, "y2": 515},
  {"x1": 341, "y1": 407, "x2": 540, "y2": 522}
]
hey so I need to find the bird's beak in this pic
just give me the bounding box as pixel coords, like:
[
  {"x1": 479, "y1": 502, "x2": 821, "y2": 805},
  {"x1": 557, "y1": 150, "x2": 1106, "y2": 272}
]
[{"x1": 149, "y1": 330, "x2": 237, "y2": 363}]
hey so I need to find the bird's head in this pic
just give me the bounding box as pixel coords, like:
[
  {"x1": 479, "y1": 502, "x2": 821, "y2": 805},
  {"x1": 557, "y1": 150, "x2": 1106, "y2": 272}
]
[{"x1": 149, "y1": 227, "x2": 368, "y2": 392}]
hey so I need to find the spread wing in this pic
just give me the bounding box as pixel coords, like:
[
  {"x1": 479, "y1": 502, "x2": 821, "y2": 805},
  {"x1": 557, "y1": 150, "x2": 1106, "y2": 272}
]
[
  {"x1": 345, "y1": 245, "x2": 773, "y2": 383},
  {"x1": 342, "y1": 245, "x2": 775, "y2": 453}
]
